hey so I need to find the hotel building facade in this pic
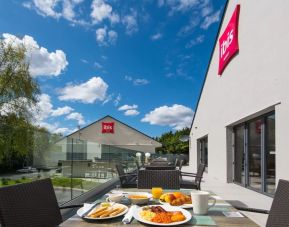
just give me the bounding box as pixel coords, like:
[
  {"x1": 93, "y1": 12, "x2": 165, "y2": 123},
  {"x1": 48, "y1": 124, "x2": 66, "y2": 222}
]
[{"x1": 189, "y1": 0, "x2": 289, "y2": 196}]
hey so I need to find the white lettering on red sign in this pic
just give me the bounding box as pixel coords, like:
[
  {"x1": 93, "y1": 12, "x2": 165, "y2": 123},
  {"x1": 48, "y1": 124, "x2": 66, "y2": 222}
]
[
  {"x1": 218, "y1": 5, "x2": 240, "y2": 75},
  {"x1": 102, "y1": 122, "x2": 114, "y2": 133}
]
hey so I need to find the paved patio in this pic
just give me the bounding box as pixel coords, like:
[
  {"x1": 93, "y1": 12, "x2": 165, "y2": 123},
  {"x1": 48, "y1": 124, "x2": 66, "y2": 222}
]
[{"x1": 182, "y1": 166, "x2": 273, "y2": 227}]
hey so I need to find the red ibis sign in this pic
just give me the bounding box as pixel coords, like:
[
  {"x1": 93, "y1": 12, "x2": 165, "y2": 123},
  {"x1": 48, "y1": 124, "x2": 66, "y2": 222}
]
[
  {"x1": 102, "y1": 122, "x2": 114, "y2": 134},
  {"x1": 218, "y1": 5, "x2": 240, "y2": 75}
]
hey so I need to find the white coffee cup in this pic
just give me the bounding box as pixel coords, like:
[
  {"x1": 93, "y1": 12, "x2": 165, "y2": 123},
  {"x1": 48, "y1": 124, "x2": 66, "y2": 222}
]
[
  {"x1": 106, "y1": 193, "x2": 123, "y2": 203},
  {"x1": 191, "y1": 191, "x2": 216, "y2": 215}
]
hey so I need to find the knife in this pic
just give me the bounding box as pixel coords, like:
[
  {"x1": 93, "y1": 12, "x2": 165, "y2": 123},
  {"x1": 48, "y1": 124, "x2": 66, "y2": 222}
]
[{"x1": 81, "y1": 202, "x2": 102, "y2": 218}]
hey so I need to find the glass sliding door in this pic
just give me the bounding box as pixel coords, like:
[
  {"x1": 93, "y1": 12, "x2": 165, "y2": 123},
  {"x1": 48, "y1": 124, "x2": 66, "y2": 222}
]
[
  {"x1": 248, "y1": 119, "x2": 262, "y2": 191},
  {"x1": 233, "y1": 111, "x2": 275, "y2": 195},
  {"x1": 234, "y1": 125, "x2": 245, "y2": 185},
  {"x1": 265, "y1": 114, "x2": 275, "y2": 194}
]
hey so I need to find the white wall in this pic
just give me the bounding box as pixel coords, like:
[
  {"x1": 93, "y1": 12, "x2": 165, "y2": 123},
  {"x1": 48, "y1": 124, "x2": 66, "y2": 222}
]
[{"x1": 190, "y1": 0, "x2": 289, "y2": 183}]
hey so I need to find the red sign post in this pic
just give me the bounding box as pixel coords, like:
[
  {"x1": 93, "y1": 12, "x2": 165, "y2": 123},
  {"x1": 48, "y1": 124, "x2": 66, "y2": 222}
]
[
  {"x1": 102, "y1": 122, "x2": 114, "y2": 134},
  {"x1": 218, "y1": 5, "x2": 240, "y2": 75}
]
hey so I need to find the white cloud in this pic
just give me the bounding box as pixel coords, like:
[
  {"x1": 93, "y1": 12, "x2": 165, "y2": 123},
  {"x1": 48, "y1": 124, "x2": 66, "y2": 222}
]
[
  {"x1": 118, "y1": 104, "x2": 139, "y2": 116},
  {"x1": 58, "y1": 77, "x2": 108, "y2": 103},
  {"x1": 66, "y1": 112, "x2": 85, "y2": 125},
  {"x1": 122, "y1": 10, "x2": 138, "y2": 35},
  {"x1": 133, "y1": 79, "x2": 149, "y2": 86},
  {"x1": 90, "y1": 0, "x2": 119, "y2": 24},
  {"x1": 118, "y1": 104, "x2": 138, "y2": 111},
  {"x1": 141, "y1": 104, "x2": 194, "y2": 130},
  {"x1": 124, "y1": 76, "x2": 149, "y2": 86},
  {"x1": 94, "y1": 61, "x2": 103, "y2": 69},
  {"x1": 96, "y1": 27, "x2": 118, "y2": 46},
  {"x1": 124, "y1": 109, "x2": 139, "y2": 116},
  {"x1": 24, "y1": 0, "x2": 86, "y2": 25},
  {"x1": 2, "y1": 33, "x2": 68, "y2": 77},
  {"x1": 200, "y1": 9, "x2": 221, "y2": 29},
  {"x1": 54, "y1": 127, "x2": 72, "y2": 134},
  {"x1": 96, "y1": 27, "x2": 106, "y2": 45},
  {"x1": 161, "y1": 0, "x2": 200, "y2": 14},
  {"x1": 185, "y1": 35, "x2": 205, "y2": 48},
  {"x1": 51, "y1": 106, "x2": 74, "y2": 117},
  {"x1": 124, "y1": 75, "x2": 133, "y2": 81},
  {"x1": 30, "y1": 0, "x2": 61, "y2": 18},
  {"x1": 108, "y1": 30, "x2": 118, "y2": 44},
  {"x1": 32, "y1": 94, "x2": 53, "y2": 122},
  {"x1": 39, "y1": 122, "x2": 75, "y2": 135},
  {"x1": 177, "y1": 18, "x2": 200, "y2": 36},
  {"x1": 114, "y1": 93, "x2": 121, "y2": 106},
  {"x1": 12, "y1": 93, "x2": 82, "y2": 135},
  {"x1": 151, "y1": 32, "x2": 162, "y2": 41}
]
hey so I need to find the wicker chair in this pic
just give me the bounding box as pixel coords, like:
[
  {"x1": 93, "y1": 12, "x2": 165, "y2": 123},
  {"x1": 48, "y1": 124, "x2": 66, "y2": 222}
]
[
  {"x1": 138, "y1": 169, "x2": 180, "y2": 189},
  {"x1": 116, "y1": 164, "x2": 137, "y2": 188},
  {"x1": 180, "y1": 163, "x2": 206, "y2": 190},
  {"x1": 234, "y1": 179, "x2": 289, "y2": 227},
  {"x1": 145, "y1": 166, "x2": 176, "y2": 170},
  {"x1": 0, "y1": 178, "x2": 83, "y2": 227}
]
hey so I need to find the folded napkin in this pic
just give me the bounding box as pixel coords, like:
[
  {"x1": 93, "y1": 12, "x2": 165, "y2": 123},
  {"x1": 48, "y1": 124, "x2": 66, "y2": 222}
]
[
  {"x1": 79, "y1": 203, "x2": 96, "y2": 217},
  {"x1": 122, "y1": 205, "x2": 137, "y2": 224}
]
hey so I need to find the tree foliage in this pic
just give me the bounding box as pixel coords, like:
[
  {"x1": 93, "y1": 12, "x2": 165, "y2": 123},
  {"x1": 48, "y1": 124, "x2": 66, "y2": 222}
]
[
  {"x1": 155, "y1": 128, "x2": 190, "y2": 154},
  {"x1": 0, "y1": 38, "x2": 42, "y2": 172},
  {"x1": 0, "y1": 39, "x2": 39, "y2": 120}
]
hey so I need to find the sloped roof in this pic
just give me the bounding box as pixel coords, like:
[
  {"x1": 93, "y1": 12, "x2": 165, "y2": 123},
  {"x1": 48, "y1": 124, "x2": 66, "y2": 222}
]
[{"x1": 66, "y1": 115, "x2": 162, "y2": 147}]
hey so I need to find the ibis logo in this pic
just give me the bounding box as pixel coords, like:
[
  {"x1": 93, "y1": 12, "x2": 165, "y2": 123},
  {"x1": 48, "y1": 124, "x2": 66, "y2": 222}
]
[
  {"x1": 218, "y1": 5, "x2": 240, "y2": 75},
  {"x1": 102, "y1": 122, "x2": 114, "y2": 133}
]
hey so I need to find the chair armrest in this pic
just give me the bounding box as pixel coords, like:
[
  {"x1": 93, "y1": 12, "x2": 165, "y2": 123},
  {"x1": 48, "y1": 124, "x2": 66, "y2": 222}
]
[
  {"x1": 59, "y1": 204, "x2": 83, "y2": 209},
  {"x1": 234, "y1": 206, "x2": 270, "y2": 214},
  {"x1": 181, "y1": 171, "x2": 197, "y2": 176}
]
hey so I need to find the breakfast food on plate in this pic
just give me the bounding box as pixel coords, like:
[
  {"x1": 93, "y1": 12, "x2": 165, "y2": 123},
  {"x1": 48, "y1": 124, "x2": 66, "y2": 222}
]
[
  {"x1": 87, "y1": 203, "x2": 125, "y2": 218},
  {"x1": 128, "y1": 195, "x2": 148, "y2": 199},
  {"x1": 159, "y1": 192, "x2": 191, "y2": 206},
  {"x1": 140, "y1": 206, "x2": 186, "y2": 224}
]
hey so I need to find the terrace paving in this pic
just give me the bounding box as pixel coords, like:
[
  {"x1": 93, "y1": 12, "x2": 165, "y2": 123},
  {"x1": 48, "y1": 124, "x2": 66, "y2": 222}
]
[{"x1": 182, "y1": 166, "x2": 273, "y2": 227}]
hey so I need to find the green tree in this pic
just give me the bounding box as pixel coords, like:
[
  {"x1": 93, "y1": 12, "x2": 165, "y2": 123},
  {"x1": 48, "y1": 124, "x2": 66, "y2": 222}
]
[
  {"x1": 156, "y1": 128, "x2": 190, "y2": 154},
  {"x1": 0, "y1": 39, "x2": 39, "y2": 119},
  {"x1": 0, "y1": 38, "x2": 40, "y2": 171},
  {"x1": 0, "y1": 114, "x2": 35, "y2": 170}
]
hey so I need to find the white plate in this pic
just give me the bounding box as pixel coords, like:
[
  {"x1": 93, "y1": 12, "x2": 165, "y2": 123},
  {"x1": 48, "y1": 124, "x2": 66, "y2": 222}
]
[
  {"x1": 159, "y1": 200, "x2": 193, "y2": 209},
  {"x1": 77, "y1": 203, "x2": 128, "y2": 220},
  {"x1": 133, "y1": 205, "x2": 192, "y2": 226}
]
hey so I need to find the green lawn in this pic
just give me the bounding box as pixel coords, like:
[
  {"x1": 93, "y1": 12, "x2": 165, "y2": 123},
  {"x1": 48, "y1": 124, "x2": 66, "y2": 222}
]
[{"x1": 0, "y1": 176, "x2": 102, "y2": 190}]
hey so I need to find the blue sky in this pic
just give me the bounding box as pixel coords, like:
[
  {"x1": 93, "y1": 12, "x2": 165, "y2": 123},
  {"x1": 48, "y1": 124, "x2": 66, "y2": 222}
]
[{"x1": 0, "y1": 0, "x2": 226, "y2": 137}]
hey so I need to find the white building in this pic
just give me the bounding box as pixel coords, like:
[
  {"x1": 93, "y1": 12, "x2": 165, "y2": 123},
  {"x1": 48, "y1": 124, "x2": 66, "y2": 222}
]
[
  {"x1": 189, "y1": 0, "x2": 289, "y2": 196},
  {"x1": 67, "y1": 115, "x2": 161, "y2": 154}
]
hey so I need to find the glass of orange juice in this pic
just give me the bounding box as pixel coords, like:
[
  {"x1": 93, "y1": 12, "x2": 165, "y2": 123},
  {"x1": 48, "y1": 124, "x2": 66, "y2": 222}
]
[{"x1": 151, "y1": 187, "x2": 163, "y2": 199}]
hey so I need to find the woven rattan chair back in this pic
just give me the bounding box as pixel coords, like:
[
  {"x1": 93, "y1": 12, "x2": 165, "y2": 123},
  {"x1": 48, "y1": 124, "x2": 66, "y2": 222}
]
[
  {"x1": 195, "y1": 163, "x2": 206, "y2": 190},
  {"x1": 266, "y1": 179, "x2": 289, "y2": 227},
  {"x1": 138, "y1": 170, "x2": 180, "y2": 189},
  {"x1": 0, "y1": 178, "x2": 62, "y2": 227}
]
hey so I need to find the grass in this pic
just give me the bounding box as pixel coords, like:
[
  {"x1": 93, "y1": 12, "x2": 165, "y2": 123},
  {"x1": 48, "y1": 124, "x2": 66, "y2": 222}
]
[{"x1": 0, "y1": 176, "x2": 102, "y2": 190}]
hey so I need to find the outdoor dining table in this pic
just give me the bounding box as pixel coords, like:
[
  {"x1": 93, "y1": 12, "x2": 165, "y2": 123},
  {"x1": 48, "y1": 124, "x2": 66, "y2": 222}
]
[{"x1": 60, "y1": 188, "x2": 259, "y2": 227}]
